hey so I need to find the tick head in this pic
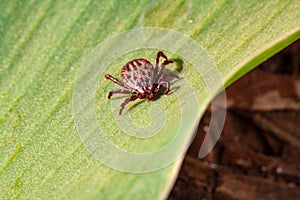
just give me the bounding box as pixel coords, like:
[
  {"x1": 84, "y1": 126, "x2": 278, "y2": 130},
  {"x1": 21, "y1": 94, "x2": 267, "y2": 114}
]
[
  {"x1": 142, "y1": 86, "x2": 154, "y2": 100},
  {"x1": 146, "y1": 93, "x2": 154, "y2": 100}
]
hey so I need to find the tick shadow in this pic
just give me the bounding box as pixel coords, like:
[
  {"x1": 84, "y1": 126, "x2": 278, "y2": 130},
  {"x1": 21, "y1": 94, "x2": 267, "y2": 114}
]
[{"x1": 172, "y1": 58, "x2": 184, "y2": 73}]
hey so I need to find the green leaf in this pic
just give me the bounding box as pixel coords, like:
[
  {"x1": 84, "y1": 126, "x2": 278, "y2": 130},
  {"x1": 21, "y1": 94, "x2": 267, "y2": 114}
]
[{"x1": 1, "y1": 0, "x2": 299, "y2": 199}]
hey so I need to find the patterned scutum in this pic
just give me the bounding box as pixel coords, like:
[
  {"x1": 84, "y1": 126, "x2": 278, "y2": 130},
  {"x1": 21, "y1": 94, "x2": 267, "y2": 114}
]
[{"x1": 121, "y1": 59, "x2": 154, "y2": 93}]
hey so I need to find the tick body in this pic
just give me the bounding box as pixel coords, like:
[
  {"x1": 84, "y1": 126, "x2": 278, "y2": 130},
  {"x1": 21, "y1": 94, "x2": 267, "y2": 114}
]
[{"x1": 105, "y1": 51, "x2": 179, "y2": 115}]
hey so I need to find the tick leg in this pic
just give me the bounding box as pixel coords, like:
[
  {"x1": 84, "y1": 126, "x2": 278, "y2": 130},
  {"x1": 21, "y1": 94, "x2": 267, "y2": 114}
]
[
  {"x1": 157, "y1": 73, "x2": 178, "y2": 95},
  {"x1": 105, "y1": 74, "x2": 125, "y2": 87},
  {"x1": 156, "y1": 71, "x2": 179, "y2": 84},
  {"x1": 158, "y1": 60, "x2": 173, "y2": 79},
  {"x1": 119, "y1": 95, "x2": 138, "y2": 115},
  {"x1": 154, "y1": 51, "x2": 173, "y2": 82},
  {"x1": 155, "y1": 51, "x2": 168, "y2": 66},
  {"x1": 158, "y1": 81, "x2": 170, "y2": 95},
  {"x1": 107, "y1": 89, "x2": 134, "y2": 99},
  {"x1": 155, "y1": 51, "x2": 173, "y2": 73},
  {"x1": 161, "y1": 72, "x2": 179, "y2": 80}
]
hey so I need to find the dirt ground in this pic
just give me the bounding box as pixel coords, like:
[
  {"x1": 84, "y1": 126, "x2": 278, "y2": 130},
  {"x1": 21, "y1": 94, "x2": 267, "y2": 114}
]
[{"x1": 168, "y1": 40, "x2": 300, "y2": 200}]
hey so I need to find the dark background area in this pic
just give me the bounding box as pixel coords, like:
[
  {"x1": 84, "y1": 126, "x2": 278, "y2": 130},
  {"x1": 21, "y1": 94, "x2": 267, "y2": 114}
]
[{"x1": 169, "y1": 40, "x2": 300, "y2": 200}]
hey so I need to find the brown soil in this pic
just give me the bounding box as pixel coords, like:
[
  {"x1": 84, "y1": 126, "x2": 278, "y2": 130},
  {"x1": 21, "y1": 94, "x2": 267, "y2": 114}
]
[{"x1": 168, "y1": 40, "x2": 300, "y2": 200}]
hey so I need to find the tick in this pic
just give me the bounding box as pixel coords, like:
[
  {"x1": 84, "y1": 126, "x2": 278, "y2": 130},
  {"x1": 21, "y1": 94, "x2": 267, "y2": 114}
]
[{"x1": 105, "y1": 51, "x2": 179, "y2": 115}]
